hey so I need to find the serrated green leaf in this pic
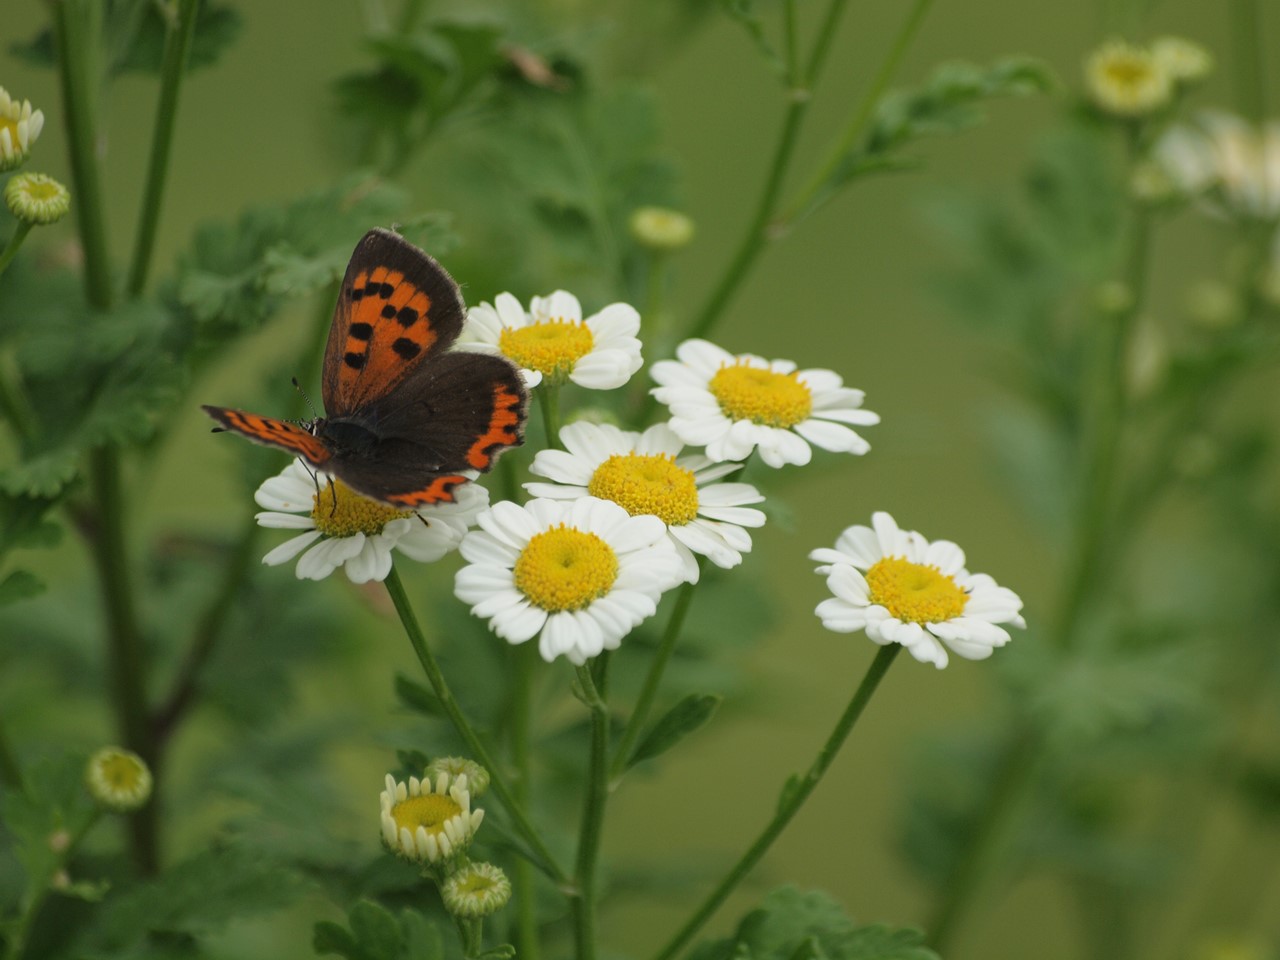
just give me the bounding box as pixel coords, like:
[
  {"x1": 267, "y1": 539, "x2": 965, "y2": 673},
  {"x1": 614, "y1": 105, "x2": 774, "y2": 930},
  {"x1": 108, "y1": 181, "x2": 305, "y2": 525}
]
[
  {"x1": 0, "y1": 491, "x2": 62, "y2": 553},
  {"x1": 0, "y1": 569, "x2": 44, "y2": 606},
  {"x1": 398, "y1": 909, "x2": 445, "y2": 960},
  {"x1": 314, "y1": 921, "x2": 363, "y2": 959},
  {"x1": 629, "y1": 693, "x2": 721, "y2": 767}
]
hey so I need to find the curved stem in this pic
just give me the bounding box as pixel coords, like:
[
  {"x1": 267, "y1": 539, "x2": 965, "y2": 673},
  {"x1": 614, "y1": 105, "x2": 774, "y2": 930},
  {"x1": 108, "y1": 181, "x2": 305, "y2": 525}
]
[
  {"x1": 572, "y1": 664, "x2": 610, "y2": 960},
  {"x1": 651, "y1": 644, "x2": 901, "y2": 960},
  {"x1": 383, "y1": 564, "x2": 568, "y2": 884},
  {"x1": 609, "y1": 575, "x2": 698, "y2": 781},
  {"x1": 126, "y1": 0, "x2": 199, "y2": 298},
  {"x1": 784, "y1": 0, "x2": 935, "y2": 223},
  {"x1": 0, "y1": 222, "x2": 34, "y2": 275}
]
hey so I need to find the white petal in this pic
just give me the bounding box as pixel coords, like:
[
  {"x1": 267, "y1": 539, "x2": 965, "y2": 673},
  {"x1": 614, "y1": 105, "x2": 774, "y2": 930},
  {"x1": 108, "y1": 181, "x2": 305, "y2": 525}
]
[
  {"x1": 585, "y1": 302, "x2": 641, "y2": 340},
  {"x1": 794, "y1": 418, "x2": 870, "y2": 455},
  {"x1": 924, "y1": 539, "x2": 966, "y2": 576},
  {"x1": 528, "y1": 448, "x2": 596, "y2": 485},
  {"x1": 255, "y1": 511, "x2": 317, "y2": 530},
  {"x1": 827, "y1": 565, "x2": 871, "y2": 604},
  {"x1": 675, "y1": 339, "x2": 735, "y2": 377},
  {"x1": 296, "y1": 534, "x2": 365, "y2": 580},
  {"x1": 262, "y1": 530, "x2": 323, "y2": 566}
]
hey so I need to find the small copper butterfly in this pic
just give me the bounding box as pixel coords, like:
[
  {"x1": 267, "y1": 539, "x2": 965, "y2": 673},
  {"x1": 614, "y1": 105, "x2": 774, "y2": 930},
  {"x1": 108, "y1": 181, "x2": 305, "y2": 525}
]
[{"x1": 204, "y1": 228, "x2": 528, "y2": 506}]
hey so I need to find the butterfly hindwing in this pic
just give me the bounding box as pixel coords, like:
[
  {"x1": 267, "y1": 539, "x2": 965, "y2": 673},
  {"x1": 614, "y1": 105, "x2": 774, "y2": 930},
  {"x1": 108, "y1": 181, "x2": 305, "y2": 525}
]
[
  {"x1": 322, "y1": 229, "x2": 466, "y2": 418},
  {"x1": 202, "y1": 406, "x2": 332, "y2": 468}
]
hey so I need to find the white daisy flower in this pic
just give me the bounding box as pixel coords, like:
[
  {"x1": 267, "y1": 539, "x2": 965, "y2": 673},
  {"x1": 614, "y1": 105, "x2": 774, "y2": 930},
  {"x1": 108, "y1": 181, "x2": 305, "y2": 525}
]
[
  {"x1": 460, "y1": 290, "x2": 643, "y2": 390},
  {"x1": 524, "y1": 420, "x2": 766, "y2": 583},
  {"x1": 455, "y1": 496, "x2": 683, "y2": 665},
  {"x1": 649, "y1": 338, "x2": 879, "y2": 469},
  {"x1": 379, "y1": 771, "x2": 484, "y2": 866},
  {"x1": 0, "y1": 87, "x2": 45, "y2": 172},
  {"x1": 811, "y1": 511, "x2": 1025, "y2": 669},
  {"x1": 1154, "y1": 111, "x2": 1280, "y2": 220},
  {"x1": 253, "y1": 461, "x2": 488, "y2": 584}
]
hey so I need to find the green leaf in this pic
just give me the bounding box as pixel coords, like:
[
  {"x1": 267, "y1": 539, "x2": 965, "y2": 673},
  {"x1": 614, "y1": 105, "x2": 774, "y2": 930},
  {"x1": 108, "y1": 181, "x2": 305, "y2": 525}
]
[
  {"x1": 11, "y1": 2, "x2": 243, "y2": 75},
  {"x1": 689, "y1": 887, "x2": 937, "y2": 960},
  {"x1": 349, "y1": 901, "x2": 404, "y2": 960},
  {"x1": 313, "y1": 901, "x2": 445, "y2": 960},
  {"x1": 0, "y1": 490, "x2": 62, "y2": 553},
  {"x1": 0, "y1": 569, "x2": 44, "y2": 606},
  {"x1": 628, "y1": 693, "x2": 722, "y2": 767}
]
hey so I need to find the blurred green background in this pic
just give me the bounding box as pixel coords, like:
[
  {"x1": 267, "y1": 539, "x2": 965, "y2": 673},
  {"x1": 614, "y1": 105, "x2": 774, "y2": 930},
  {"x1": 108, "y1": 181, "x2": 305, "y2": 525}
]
[{"x1": 2, "y1": 1, "x2": 1277, "y2": 958}]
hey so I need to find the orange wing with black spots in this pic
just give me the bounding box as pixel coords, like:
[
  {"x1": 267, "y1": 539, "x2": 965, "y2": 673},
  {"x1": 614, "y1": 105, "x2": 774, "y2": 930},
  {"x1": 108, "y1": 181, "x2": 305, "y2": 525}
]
[
  {"x1": 322, "y1": 228, "x2": 465, "y2": 418},
  {"x1": 202, "y1": 406, "x2": 332, "y2": 467},
  {"x1": 384, "y1": 475, "x2": 471, "y2": 508}
]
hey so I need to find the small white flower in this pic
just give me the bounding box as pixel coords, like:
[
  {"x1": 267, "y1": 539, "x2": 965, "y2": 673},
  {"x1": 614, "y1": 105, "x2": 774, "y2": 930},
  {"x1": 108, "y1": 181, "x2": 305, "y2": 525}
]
[
  {"x1": 441, "y1": 862, "x2": 511, "y2": 918},
  {"x1": 525, "y1": 421, "x2": 765, "y2": 583},
  {"x1": 1084, "y1": 40, "x2": 1173, "y2": 118},
  {"x1": 650, "y1": 338, "x2": 878, "y2": 469},
  {"x1": 1150, "y1": 36, "x2": 1213, "y2": 85},
  {"x1": 254, "y1": 461, "x2": 488, "y2": 583},
  {"x1": 0, "y1": 87, "x2": 45, "y2": 172},
  {"x1": 85, "y1": 747, "x2": 152, "y2": 812},
  {"x1": 455, "y1": 496, "x2": 683, "y2": 665},
  {"x1": 1154, "y1": 111, "x2": 1280, "y2": 220},
  {"x1": 811, "y1": 511, "x2": 1025, "y2": 669},
  {"x1": 379, "y1": 771, "x2": 484, "y2": 865},
  {"x1": 461, "y1": 290, "x2": 643, "y2": 390}
]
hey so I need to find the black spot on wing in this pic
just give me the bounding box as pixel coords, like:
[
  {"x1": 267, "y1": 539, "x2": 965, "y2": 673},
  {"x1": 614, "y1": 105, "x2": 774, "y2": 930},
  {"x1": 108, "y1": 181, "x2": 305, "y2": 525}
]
[
  {"x1": 392, "y1": 338, "x2": 421, "y2": 360},
  {"x1": 381, "y1": 303, "x2": 397, "y2": 320},
  {"x1": 396, "y1": 306, "x2": 418, "y2": 327},
  {"x1": 344, "y1": 352, "x2": 366, "y2": 370},
  {"x1": 350, "y1": 322, "x2": 374, "y2": 340}
]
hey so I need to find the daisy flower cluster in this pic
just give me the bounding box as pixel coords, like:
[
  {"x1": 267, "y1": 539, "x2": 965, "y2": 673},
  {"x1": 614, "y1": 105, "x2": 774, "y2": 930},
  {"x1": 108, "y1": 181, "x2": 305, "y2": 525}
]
[{"x1": 244, "y1": 267, "x2": 1022, "y2": 673}]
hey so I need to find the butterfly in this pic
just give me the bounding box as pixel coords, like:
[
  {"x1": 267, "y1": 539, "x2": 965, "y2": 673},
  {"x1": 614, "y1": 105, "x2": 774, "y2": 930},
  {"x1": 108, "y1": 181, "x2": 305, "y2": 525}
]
[{"x1": 204, "y1": 228, "x2": 528, "y2": 507}]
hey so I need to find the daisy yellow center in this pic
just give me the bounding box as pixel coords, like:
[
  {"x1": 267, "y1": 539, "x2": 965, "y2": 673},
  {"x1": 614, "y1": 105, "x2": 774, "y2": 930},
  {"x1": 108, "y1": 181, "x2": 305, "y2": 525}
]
[
  {"x1": 311, "y1": 481, "x2": 411, "y2": 537},
  {"x1": 391, "y1": 793, "x2": 462, "y2": 837},
  {"x1": 500, "y1": 320, "x2": 594, "y2": 380},
  {"x1": 97, "y1": 753, "x2": 146, "y2": 792},
  {"x1": 513, "y1": 525, "x2": 618, "y2": 612},
  {"x1": 708, "y1": 362, "x2": 812, "y2": 428},
  {"x1": 588, "y1": 453, "x2": 699, "y2": 525},
  {"x1": 20, "y1": 178, "x2": 59, "y2": 201},
  {"x1": 865, "y1": 556, "x2": 968, "y2": 624},
  {"x1": 1102, "y1": 54, "x2": 1156, "y2": 92}
]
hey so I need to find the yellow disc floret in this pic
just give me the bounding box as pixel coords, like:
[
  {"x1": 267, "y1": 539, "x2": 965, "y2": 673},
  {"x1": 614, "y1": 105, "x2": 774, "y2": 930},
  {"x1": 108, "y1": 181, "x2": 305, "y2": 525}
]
[
  {"x1": 865, "y1": 556, "x2": 969, "y2": 624},
  {"x1": 514, "y1": 524, "x2": 618, "y2": 611},
  {"x1": 709, "y1": 362, "x2": 812, "y2": 428},
  {"x1": 390, "y1": 792, "x2": 464, "y2": 838},
  {"x1": 312, "y1": 481, "x2": 412, "y2": 538},
  {"x1": 588, "y1": 453, "x2": 699, "y2": 525},
  {"x1": 500, "y1": 320, "x2": 594, "y2": 381}
]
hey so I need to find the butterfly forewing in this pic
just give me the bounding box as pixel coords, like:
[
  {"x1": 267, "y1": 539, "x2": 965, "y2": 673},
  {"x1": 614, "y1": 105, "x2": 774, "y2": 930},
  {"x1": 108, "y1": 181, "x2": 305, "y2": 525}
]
[
  {"x1": 322, "y1": 229, "x2": 466, "y2": 418},
  {"x1": 202, "y1": 406, "x2": 332, "y2": 468}
]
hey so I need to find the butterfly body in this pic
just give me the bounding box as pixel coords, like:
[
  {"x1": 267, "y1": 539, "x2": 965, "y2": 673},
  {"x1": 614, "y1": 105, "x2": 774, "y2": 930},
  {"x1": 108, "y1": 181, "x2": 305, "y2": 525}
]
[{"x1": 204, "y1": 229, "x2": 527, "y2": 508}]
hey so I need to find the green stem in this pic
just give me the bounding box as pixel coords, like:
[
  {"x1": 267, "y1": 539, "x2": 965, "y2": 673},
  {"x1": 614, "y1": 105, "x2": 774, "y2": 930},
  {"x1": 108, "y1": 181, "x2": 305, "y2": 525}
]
[
  {"x1": 651, "y1": 645, "x2": 901, "y2": 960},
  {"x1": 572, "y1": 664, "x2": 610, "y2": 960},
  {"x1": 0, "y1": 222, "x2": 34, "y2": 275},
  {"x1": 126, "y1": 0, "x2": 199, "y2": 298},
  {"x1": 0, "y1": 712, "x2": 24, "y2": 792},
  {"x1": 87, "y1": 447, "x2": 157, "y2": 872},
  {"x1": 925, "y1": 727, "x2": 1041, "y2": 951},
  {"x1": 538, "y1": 384, "x2": 562, "y2": 450},
  {"x1": 785, "y1": 0, "x2": 935, "y2": 222},
  {"x1": 510, "y1": 642, "x2": 541, "y2": 960},
  {"x1": 609, "y1": 575, "x2": 698, "y2": 781},
  {"x1": 52, "y1": 0, "x2": 113, "y2": 309},
  {"x1": 4, "y1": 809, "x2": 101, "y2": 960},
  {"x1": 382, "y1": 564, "x2": 568, "y2": 884}
]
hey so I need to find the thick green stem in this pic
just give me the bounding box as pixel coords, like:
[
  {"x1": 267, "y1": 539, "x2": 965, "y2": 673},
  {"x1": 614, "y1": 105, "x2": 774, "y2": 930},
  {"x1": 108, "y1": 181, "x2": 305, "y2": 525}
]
[
  {"x1": 383, "y1": 564, "x2": 568, "y2": 884},
  {"x1": 537, "y1": 384, "x2": 562, "y2": 450},
  {"x1": 510, "y1": 642, "x2": 541, "y2": 960},
  {"x1": 126, "y1": 0, "x2": 199, "y2": 297},
  {"x1": 785, "y1": 0, "x2": 935, "y2": 222},
  {"x1": 52, "y1": 0, "x2": 113, "y2": 309},
  {"x1": 926, "y1": 727, "x2": 1041, "y2": 951},
  {"x1": 651, "y1": 645, "x2": 901, "y2": 960},
  {"x1": 572, "y1": 664, "x2": 610, "y2": 960},
  {"x1": 610, "y1": 575, "x2": 698, "y2": 781},
  {"x1": 0, "y1": 222, "x2": 34, "y2": 275}
]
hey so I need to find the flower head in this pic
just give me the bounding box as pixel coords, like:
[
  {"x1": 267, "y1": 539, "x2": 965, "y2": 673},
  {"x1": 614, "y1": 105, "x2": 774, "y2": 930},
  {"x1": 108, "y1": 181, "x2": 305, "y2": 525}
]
[
  {"x1": 5, "y1": 173, "x2": 70, "y2": 225},
  {"x1": 811, "y1": 511, "x2": 1024, "y2": 669},
  {"x1": 461, "y1": 291, "x2": 642, "y2": 389},
  {"x1": 254, "y1": 461, "x2": 488, "y2": 583},
  {"x1": 629, "y1": 206, "x2": 695, "y2": 251},
  {"x1": 425, "y1": 757, "x2": 490, "y2": 798},
  {"x1": 525, "y1": 421, "x2": 765, "y2": 583},
  {"x1": 0, "y1": 87, "x2": 45, "y2": 172},
  {"x1": 650, "y1": 339, "x2": 878, "y2": 468},
  {"x1": 1084, "y1": 40, "x2": 1172, "y2": 118},
  {"x1": 455, "y1": 497, "x2": 682, "y2": 664},
  {"x1": 1154, "y1": 112, "x2": 1280, "y2": 220},
  {"x1": 85, "y1": 747, "x2": 152, "y2": 812},
  {"x1": 379, "y1": 771, "x2": 484, "y2": 865},
  {"x1": 1151, "y1": 36, "x2": 1213, "y2": 85},
  {"x1": 441, "y1": 862, "x2": 512, "y2": 918}
]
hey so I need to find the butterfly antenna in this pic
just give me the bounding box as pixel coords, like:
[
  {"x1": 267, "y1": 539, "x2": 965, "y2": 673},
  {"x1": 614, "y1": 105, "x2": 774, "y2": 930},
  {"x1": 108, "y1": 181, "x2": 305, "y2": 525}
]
[
  {"x1": 292, "y1": 377, "x2": 319, "y2": 421},
  {"x1": 328, "y1": 478, "x2": 339, "y2": 517}
]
